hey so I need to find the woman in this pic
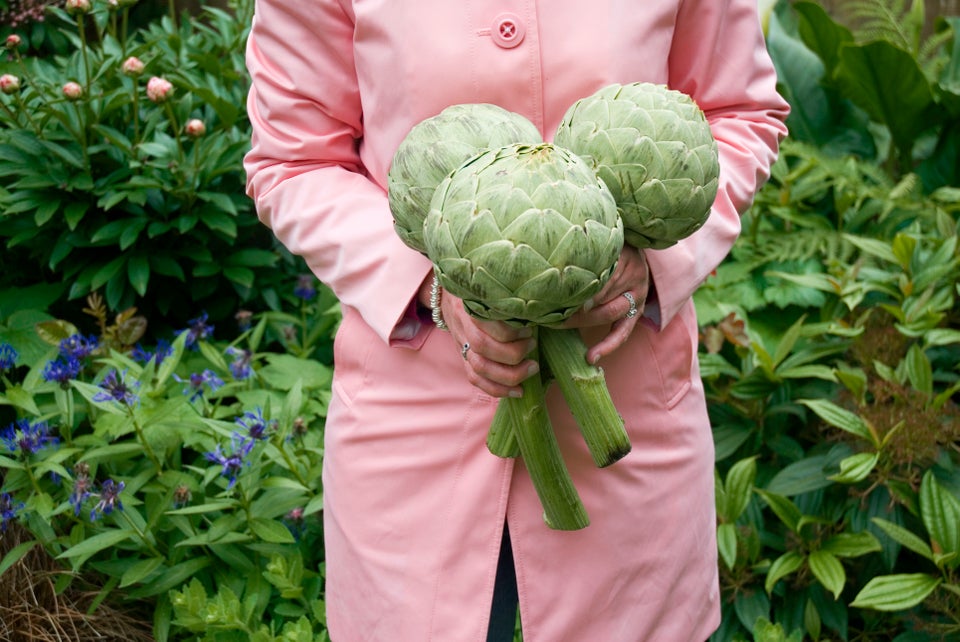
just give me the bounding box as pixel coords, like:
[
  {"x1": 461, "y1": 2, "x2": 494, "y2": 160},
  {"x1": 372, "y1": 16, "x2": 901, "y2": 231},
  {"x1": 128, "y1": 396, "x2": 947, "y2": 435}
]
[{"x1": 244, "y1": 2, "x2": 789, "y2": 640}]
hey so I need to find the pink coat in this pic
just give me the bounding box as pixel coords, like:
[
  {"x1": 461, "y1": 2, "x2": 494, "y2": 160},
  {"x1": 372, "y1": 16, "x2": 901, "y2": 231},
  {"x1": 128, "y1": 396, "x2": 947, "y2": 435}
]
[{"x1": 244, "y1": 1, "x2": 789, "y2": 640}]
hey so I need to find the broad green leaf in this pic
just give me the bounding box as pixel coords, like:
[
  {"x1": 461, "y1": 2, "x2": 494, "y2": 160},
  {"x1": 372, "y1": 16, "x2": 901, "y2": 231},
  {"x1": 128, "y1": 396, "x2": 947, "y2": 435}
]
[
  {"x1": 249, "y1": 517, "x2": 296, "y2": 544},
  {"x1": 799, "y1": 399, "x2": 875, "y2": 445},
  {"x1": 756, "y1": 489, "x2": 802, "y2": 532},
  {"x1": 765, "y1": 551, "x2": 805, "y2": 594},
  {"x1": 844, "y1": 234, "x2": 900, "y2": 264},
  {"x1": 828, "y1": 452, "x2": 878, "y2": 484},
  {"x1": 833, "y1": 41, "x2": 934, "y2": 157},
  {"x1": 902, "y1": 344, "x2": 933, "y2": 396},
  {"x1": 57, "y1": 529, "x2": 134, "y2": 567},
  {"x1": 127, "y1": 254, "x2": 150, "y2": 297},
  {"x1": 119, "y1": 556, "x2": 165, "y2": 588},
  {"x1": 850, "y1": 573, "x2": 941, "y2": 611},
  {"x1": 0, "y1": 540, "x2": 38, "y2": 576},
  {"x1": 793, "y1": 1, "x2": 854, "y2": 77},
  {"x1": 1, "y1": 385, "x2": 41, "y2": 415},
  {"x1": 723, "y1": 457, "x2": 757, "y2": 521},
  {"x1": 821, "y1": 531, "x2": 882, "y2": 558},
  {"x1": 718, "y1": 523, "x2": 738, "y2": 571},
  {"x1": 919, "y1": 471, "x2": 960, "y2": 557},
  {"x1": 765, "y1": 455, "x2": 833, "y2": 496},
  {"x1": 125, "y1": 557, "x2": 212, "y2": 599},
  {"x1": 735, "y1": 588, "x2": 770, "y2": 633},
  {"x1": 871, "y1": 519, "x2": 933, "y2": 562},
  {"x1": 808, "y1": 550, "x2": 845, "y2": 599}
]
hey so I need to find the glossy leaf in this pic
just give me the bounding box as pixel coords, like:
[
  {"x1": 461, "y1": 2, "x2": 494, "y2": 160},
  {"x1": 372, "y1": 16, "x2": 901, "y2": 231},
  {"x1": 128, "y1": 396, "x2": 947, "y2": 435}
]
[{"x1": 850, "y1": 573, "x2": 941, "y2": 611}]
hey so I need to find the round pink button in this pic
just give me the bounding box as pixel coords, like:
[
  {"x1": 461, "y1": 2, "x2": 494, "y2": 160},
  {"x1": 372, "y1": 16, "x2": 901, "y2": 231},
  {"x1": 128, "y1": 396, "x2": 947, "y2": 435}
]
[{"x1": 492, "y1": 13, "x2": 524, "y2": 49}]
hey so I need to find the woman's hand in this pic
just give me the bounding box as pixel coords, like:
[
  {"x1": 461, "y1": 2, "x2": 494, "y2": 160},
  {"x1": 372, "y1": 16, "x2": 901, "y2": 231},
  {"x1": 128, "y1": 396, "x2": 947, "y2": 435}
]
[
  {"x1": 560, "y1": 245, "x2": 650, "y2": 365},
  {"x1": 418, "y1": 275, "x2": 539, "y2": 399}
]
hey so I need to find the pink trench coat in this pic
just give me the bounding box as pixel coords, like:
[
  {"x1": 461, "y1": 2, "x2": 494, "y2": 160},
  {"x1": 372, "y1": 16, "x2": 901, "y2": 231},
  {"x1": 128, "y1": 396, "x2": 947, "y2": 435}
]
[{"x1": 244, "y1": 1, "x2": 789, "y2": 640}]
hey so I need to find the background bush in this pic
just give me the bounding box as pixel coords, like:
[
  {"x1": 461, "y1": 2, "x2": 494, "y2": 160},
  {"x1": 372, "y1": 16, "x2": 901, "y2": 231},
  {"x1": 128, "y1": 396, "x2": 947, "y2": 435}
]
[{"x1": 0, "y1": 1, "x2": 958, "y2": 641}]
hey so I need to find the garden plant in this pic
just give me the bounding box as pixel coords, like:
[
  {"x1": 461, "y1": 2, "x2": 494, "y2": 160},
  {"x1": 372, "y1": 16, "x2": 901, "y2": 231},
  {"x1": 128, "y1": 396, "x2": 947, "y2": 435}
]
[{"x1": 0, "y1": 1, "x2": 958, "y2": 641}]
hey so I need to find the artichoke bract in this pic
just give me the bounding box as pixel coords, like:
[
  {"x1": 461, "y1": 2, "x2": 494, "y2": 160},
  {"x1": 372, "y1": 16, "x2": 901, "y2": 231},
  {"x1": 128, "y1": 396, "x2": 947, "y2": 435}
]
[
  {"x1": 423, "y1": 143, "x2": 624, "y2": 326},
  {"x1": 554, "y1": 82, "x2": 720, "y2": 249},
  {"x1": 387, "y1": 103, "x2": 542, "y2": 254}
]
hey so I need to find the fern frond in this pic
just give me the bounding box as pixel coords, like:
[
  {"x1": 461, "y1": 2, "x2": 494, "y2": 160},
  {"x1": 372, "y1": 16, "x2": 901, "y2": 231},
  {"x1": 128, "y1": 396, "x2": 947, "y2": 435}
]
[
  {"x1": 839, "y1": 0, "x2": 918, "y2": 52},
  {"x1": 739, "y1": 228, "x2": 857, "y2": 267}
]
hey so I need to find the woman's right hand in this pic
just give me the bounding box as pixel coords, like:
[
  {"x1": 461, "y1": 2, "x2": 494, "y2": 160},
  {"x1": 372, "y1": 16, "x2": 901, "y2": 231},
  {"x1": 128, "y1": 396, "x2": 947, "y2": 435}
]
[{"x1": 434, "y1": 286, "x2": 540, "y2": 399}]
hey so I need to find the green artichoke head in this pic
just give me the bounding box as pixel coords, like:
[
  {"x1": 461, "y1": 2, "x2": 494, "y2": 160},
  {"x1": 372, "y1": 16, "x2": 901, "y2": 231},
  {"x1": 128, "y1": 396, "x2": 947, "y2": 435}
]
[
  {"x1": 387, "y1": 103, "x2": 543, "y2": 253},
  {"x1": 423, "y1": 143, "x2": 624, "y2": 325},
  {"x1": 554, "y1": 82, "x2": 720, "y2": 249}
]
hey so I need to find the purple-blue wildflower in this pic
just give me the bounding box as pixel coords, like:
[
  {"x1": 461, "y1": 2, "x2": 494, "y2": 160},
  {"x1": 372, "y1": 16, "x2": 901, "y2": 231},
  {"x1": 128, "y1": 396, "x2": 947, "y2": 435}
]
[
  {"x1": 131, "y1": 339, "x2": 173, "y2": 366},
  {"x1": 294, "y1": 274, "x2": 317, "y2": 301},
  {"x1": 1, "y1": 418, "x2": 59, "y2": 456},
  {"x1": 226, "y1": 346, "x2": 253, "y2": 380},
  {"x1": 172, "y1": 484, "x2": 192, "y2": 509},
  {"x1": 59, "y1": 334, "x2": 98, "y2": 360},
  {"x1": 42, "y1": 355, "x2": 83, "y2": 388},
  {"x1": 181, "y1": 312, "x2": 214, "y2": 349},
  {"x1": 69, "y1": 469, "x2": 93, "y2": 517},
  {"x1": 283, "y1": 506, "x2": 307, "y2": 540},
  {"x1": 204, "y1": 433, "x2": 255, "y2": 489},
  {"x1": 174, "y1": 369, "x2": 224, "y2": 402},
  {"x1": 90, "y1": 479, "x2": 125, "y2": 521},
  {"x1": 235, "y1": 408, "x2": 274, "y2": 441},
  {"x1": 0, "y1": 343, "x2": 17, "y2": 370},
  {"x1": 0, "y1": 492, "x2": 25, "y2": 532},
  {"x1": 92, "y1": 370, "x2": 140, "y2": 406}
]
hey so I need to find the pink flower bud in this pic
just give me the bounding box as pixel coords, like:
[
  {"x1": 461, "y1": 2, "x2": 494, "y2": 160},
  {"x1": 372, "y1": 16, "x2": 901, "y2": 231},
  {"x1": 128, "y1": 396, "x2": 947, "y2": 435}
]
[
  {"x1": 65, "y1": 0, "x2": 92, "y2": 15},
  {"x1": 0, "y1": 74, "x2": 21, "y2": 95},
  {"x1": 146, "y1": 76, "x2": 173, "y2": 103},
  {"x1": 184, "y1": 118, "x2": 206, "y2": 138},
  {"x1": 62, "y1": 81, "x2": 83, "y2": 100},
  {"x1": 121, "y1": 56, "x2": 144, "y2": 76},
  {"x1": 5, "y1": 35, "x2": 21, "y2": 50}
]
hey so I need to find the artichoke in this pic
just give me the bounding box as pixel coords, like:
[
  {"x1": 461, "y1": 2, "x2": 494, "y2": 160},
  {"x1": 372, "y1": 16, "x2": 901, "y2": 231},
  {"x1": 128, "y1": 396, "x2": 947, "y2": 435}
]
[
  {"x1": 554, "y1": 82, "x2": 720, "y2": 249},
  {"x1": 387, "y1": 103, "x2": 542, "y2": 253},
  {"x1": 423, "y1": 143, "x2": 624, "y2": 326}
]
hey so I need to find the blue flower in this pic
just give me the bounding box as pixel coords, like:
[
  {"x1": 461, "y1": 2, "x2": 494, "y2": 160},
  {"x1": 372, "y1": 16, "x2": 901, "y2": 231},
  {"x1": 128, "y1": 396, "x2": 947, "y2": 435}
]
[
  {"x1": 294, "y1": 274, "x2": 317, "y2": 301},
  {"x1": 235, "y1": 408, "x2": 274, "y2": 441},
  {"x1": 42, "y1": 355, "x2": 83, "y2": 388},
  {"x1": 226, "y1": 346, "x2": 253, "y2": 380},
  {"x1": 59, "y1": 334, "x2": 98, "y2": 360},
  {"x1": 204, "y1": 433, "x2": 255, "y2": 489},
  {"x1": 181, "y1": 312, "x2": 214, "y2": 350},
  {"x1": 1, "y1": 418, "x2": 59, "y2": 456},
  {"x1": 92, "y1": 369, "x2": 140, "y2": 406},
  {"x1": 0, "y1": 492, "x2": 25, "y2": 532},
  {"x1": 174, "y1": 369, "x2": 224, "y2": 402},
  {"x1": 0, "y1": 343, "x2": 18, "y2": 370},
  {"x1": 69, "y1": 468, "x2": 93, "y2": 517},
  {"x1": 131, "y1": 339, "x2": 173, "y2": 366},
  {"x1": 90, "y1": 479, "x2": 125, "y2": 521}
]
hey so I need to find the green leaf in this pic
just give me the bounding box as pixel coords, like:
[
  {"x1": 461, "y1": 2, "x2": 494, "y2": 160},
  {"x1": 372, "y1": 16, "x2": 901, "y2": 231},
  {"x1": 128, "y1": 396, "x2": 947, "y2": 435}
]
[
  {"x1": 902, "y1": 344, "x2": 933, "y2": 396},
  {"x1": 249, "y1": 518, "x2": 296, "y2": 544},
  {"x1": 0, "y1": 540, "x2": 39, "y2": 576},
  {"x1": 119, "y1": 556, "x2": 165, "y2": 588},
  {"x1": 723, "y1": 457, "x2": 757, "y2": 521},
  {"x1": 833, "y1": 40, "x2": 935, "y2": 157},
  {"x1": 718, "y1": 523, "x2": 738, "y2": 571},
  {"x1": 765, "y1": 455, "x2": 834, "y2": 496},
  {"x1": 808, "y1": 550, "x2": 845, "y2": 600},
  {"x1": 872, "y1": 518, "x2": 934, "y2": 562},
  {"x1": 919, "y1": 471, "x2": 960, "y2": 557},
  {"x1": 165, "y1": 502, "x2": 237, "y2": 516},
  {"x1": 765, "y1": 551, "x2": 805, "y2": 594},
  {"x1": 828, "y1": 452, "x2": 878, "y2": 484},
  {"x1": 850, "y1": 573, "x2": 941, "y2": 611},
  {"x1": 1, "y1": 385, "x2": 41, "y2": 415},
  {"x1": 821, "y1": 531, "x2": 882, "y2": 558},
  {"x1": 128, "y1": 254, "x2": 150, "y2": 297},
  {"x1": 793, "y1": 1, "x2": 854, "y2": 77},
  {"x1": 799, "y1": 399, "x2": 875, "y2": 445},
  {"x1": 756, "y1": 489, "x2": 802, "y2": 532},
  {"x1": 57, "y1": 529, "x2": 134, "y2": 567}
]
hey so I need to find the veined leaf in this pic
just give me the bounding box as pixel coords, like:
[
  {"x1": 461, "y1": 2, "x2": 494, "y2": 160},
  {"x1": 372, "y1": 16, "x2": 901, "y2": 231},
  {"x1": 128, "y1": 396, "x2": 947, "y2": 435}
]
[
  {"x1": 808, "y1": 550, "x2": 846, "y2": 600},
  {"x1": 765, "y1": 551, "x2": 805, "y2": 594},
  {"x1": 850, "y1": 573, "x2": 941, "y2": 611},
  {"x1": 828, "y1": 452, "x2": 878, "y2": 484},
  {"x1": 799, "y1": 398, "x2": 876, "y2": 446},
  {"x1": 920, "y1": 471, "x2": 960, "y2": 557}
]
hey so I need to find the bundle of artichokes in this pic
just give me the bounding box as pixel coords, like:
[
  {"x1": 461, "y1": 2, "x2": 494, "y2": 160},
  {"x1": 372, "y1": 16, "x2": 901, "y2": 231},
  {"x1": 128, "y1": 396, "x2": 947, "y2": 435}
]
[{"x1": 387, "y1": 83, "x2": 720, "y2": 530}]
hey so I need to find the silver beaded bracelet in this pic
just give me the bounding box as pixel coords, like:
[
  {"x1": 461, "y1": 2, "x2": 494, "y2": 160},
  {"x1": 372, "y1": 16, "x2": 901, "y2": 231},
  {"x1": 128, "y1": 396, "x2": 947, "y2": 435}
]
[{"x1": 429, "y1": 275, "x2": 448, "y2": 331}]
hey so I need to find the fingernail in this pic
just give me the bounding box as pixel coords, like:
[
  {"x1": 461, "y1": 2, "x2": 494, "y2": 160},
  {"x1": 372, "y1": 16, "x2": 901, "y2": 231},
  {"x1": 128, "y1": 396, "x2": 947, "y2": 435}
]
[
  {"x1": 517, "y1": 327, "x2": 533, "y2": 339},
  {"x1": 589, "y1": 353, "x2": 600, "y2": 366},
  {"x1": 509, "y1": 388, "x2": 523, "y2": 398},
  {"x1": 527, "y1": 362, "x2": 540, "y2": 376},
  {"x1": 582, "y1": 298, "x2": 595, "y2": 312}
]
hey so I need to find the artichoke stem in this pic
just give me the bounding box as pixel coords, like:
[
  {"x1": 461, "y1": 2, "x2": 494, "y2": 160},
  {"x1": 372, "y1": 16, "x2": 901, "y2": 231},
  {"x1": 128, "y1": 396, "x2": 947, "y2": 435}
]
[
  {"x1": 487, "y1": 398, "x2": 520, "y2": 458},
  {"x1": 540, "y1": 327, "x2": 631, "y2": 468},
  {"x1": 506, "y1": 335, "x2": 590, "y2": 531}
]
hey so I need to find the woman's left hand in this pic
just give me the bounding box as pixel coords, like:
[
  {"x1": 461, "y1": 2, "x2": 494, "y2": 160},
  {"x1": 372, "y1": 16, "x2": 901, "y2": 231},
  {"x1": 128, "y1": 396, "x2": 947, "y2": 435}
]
[{"x1": 560, "y1": 244, "x2": 650, "y2": 365}]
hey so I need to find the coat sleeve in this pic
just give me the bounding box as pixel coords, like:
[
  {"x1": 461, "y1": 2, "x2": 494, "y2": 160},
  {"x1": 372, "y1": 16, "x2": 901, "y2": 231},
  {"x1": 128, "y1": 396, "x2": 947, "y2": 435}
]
[
  {"x1": 644, "y1": 0, "x2": 789, "y2": 329},
  {"x1": 243, "y1": 0, "x2": 433, "y2": 347}
]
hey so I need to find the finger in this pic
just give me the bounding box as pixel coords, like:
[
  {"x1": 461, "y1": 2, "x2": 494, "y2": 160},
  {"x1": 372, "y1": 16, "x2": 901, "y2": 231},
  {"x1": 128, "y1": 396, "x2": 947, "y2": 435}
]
[
  {"x1": 474, "y1": 317, "x2": 534, "y2": 343},
  {"x1": 585, "y1": 316, "x2": 638, "y2": 365},
  {"x1": 463, "y1": 351, "x2": 540, "y2": 397}
]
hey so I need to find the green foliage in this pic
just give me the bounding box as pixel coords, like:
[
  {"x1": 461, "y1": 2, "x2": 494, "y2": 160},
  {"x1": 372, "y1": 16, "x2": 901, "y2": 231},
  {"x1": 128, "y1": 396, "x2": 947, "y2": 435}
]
[
  {"x1": 0, "y1": 0, "x2": 300, "y2": 330},
  {"x1": 0, "y1": 279, "x2": 339, "y2": 641},
  {"x1": 704, "y1": 6, "x2": 960, "y2": 640}
]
